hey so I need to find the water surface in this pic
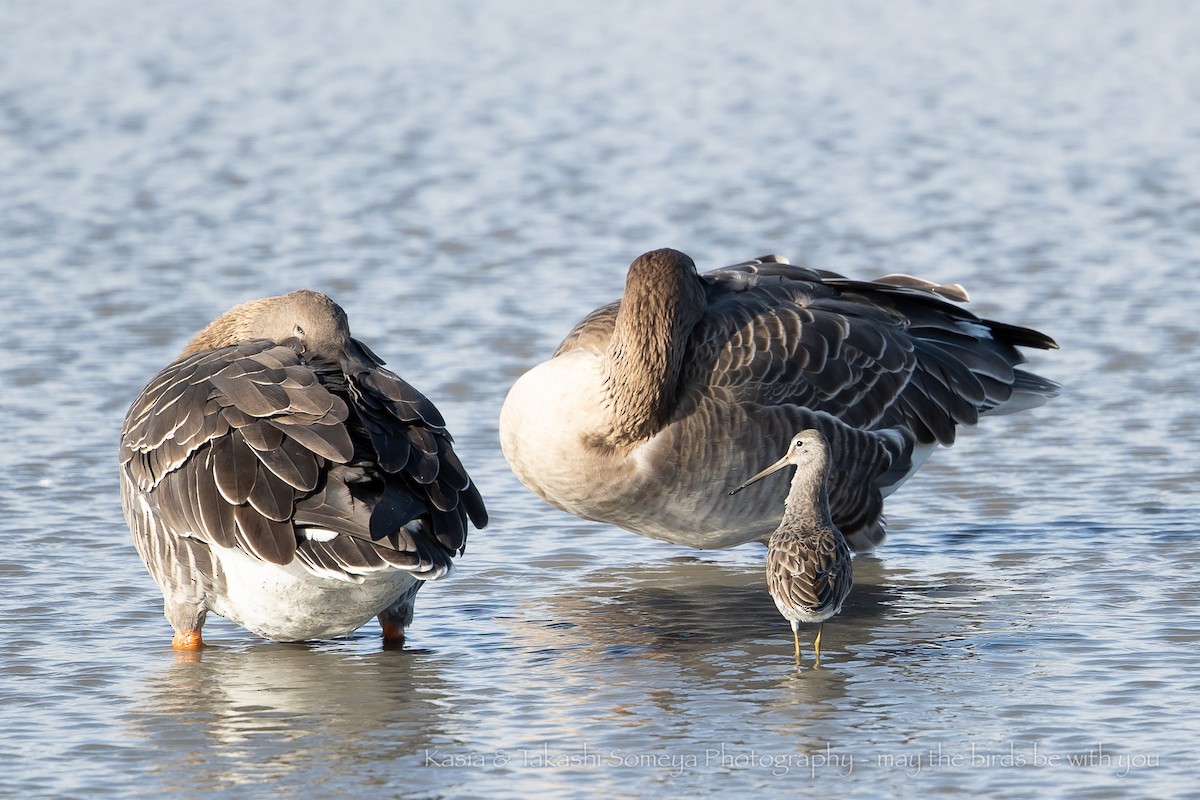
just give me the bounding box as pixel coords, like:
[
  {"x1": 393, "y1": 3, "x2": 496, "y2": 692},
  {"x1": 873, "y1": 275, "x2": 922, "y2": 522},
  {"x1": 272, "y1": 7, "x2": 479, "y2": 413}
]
[{"x1": 2, "y1": 2, "x2": 1198, "y2": 797}]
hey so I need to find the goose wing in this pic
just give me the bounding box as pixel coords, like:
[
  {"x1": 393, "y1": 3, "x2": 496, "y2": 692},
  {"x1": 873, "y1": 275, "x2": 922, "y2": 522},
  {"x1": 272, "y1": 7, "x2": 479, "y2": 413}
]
[
  {"x1": 691, "y1": 257, "x2": 1058, "y2": 445},
  {"x1": 119, "y1": 340, "x2": 486, "y2": 582}
]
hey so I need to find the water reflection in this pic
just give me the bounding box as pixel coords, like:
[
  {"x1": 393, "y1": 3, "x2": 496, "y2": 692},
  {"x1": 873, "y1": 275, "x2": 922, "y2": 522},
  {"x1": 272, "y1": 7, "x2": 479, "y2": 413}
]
[
  {"x1": 128, "y1": 644, "x2": 457, "y2": 789},
  {"x1": 502, "y1": 557, "x2": 914, "y2": 689}
]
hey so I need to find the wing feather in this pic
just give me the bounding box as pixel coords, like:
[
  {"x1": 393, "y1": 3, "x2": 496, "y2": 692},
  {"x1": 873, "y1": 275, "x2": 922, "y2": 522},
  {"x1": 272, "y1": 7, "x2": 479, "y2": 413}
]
[
  {"x1": 767, "y1": 533, "x2": 852, "y2": 616},
  {"x1": 211, "y1": 430, "x2": 258, "y2": 505},
  {"x1": 667, "y1": 258, "x2": 1057, "y2": 446},
  {"x1": 121, "y1": 337, "x2": 487, "y2": 584}
]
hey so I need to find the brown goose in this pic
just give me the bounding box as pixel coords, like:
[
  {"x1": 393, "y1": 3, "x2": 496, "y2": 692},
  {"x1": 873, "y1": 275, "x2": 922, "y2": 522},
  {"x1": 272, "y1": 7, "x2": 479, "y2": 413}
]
[
  {"x1": 499, "y1": 248, "x2": 1056, "y2": 551},
  {"x1": 119, "y1": 290, "x2": 487, "y2": 650}
]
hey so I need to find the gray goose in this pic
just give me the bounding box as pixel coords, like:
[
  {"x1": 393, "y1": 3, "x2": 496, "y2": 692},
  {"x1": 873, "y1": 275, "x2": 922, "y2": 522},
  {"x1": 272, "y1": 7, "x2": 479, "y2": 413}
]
[
  {"x1": 120, "y1": 290, "x2": 487, "y2": 649},
  {"x1": 500, "y1": 248, "x2": 1056, "y2": 552}
]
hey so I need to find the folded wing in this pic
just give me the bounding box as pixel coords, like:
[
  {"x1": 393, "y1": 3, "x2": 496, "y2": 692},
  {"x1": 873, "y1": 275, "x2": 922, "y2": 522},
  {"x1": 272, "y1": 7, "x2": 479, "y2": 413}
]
[{"x1": 119, "y1": 339, "x2": 487, "y2": 583}]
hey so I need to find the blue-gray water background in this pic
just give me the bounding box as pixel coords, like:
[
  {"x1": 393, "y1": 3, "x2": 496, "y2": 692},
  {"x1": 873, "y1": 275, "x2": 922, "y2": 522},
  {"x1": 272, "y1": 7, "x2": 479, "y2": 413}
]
[{"x1": 2, "y1": 2, "x2": 1198, "y2": 797}]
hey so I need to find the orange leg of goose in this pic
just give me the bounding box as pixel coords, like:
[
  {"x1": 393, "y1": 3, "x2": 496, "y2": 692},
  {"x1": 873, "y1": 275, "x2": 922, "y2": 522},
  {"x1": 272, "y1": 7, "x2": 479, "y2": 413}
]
[
  {"x1": 379, "y1": 619, "x2": 406, "y2": 646},
  {"x1": 172, "y1": 629, "x2": 204, "y2": 650}
]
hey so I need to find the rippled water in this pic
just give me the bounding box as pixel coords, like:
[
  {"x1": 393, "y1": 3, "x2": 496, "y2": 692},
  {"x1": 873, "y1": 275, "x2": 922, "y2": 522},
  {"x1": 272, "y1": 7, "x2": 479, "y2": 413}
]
[{"x1": 3, "y1": 2, "x2": 1199, "y2": 797}]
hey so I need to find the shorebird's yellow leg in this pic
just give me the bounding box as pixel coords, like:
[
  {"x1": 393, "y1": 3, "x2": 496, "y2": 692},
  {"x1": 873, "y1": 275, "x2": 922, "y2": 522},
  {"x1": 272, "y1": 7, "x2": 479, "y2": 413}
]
[
  {"x1": 813, "y1": 624, "x2": 824, "y2": 669},
  {"x1": 792, "y1": 623, "x2": 802, "y2": 667}
]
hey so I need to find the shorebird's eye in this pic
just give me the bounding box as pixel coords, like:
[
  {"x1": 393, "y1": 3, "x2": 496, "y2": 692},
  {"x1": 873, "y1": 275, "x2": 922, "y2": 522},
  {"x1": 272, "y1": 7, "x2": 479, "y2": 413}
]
[{"x1": 294, "y1": 325, "x2": 305, "y2": 337}]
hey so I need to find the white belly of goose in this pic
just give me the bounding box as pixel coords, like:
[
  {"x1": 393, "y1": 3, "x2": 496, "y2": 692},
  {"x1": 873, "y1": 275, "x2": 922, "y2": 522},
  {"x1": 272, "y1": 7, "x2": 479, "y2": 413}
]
[
  {"x1": 208, "y1": 545, "x2": 418, "y2": 642},
  {"x1": 500, "y1": 351, "x2": 804, "y2": 549}
]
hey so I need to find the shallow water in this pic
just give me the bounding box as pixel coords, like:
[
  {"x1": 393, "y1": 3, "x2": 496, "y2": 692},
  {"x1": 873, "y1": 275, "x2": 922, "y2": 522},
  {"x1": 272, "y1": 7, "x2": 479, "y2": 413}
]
[{"x1": 2, "y1": 2, "x2": 1199, "y2": 797}]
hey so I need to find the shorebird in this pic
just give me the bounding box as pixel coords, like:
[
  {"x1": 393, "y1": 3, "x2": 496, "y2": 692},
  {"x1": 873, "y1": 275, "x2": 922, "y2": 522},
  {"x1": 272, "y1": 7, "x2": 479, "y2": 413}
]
[
  {"x1": 119, "y1": 290, "x2": 487, "y2": 650},
  {"x1": 500, "y1": 248, "x2": 1057, "y2": 552},
  {"x1": 731, "y1": 429, "x2": 852, "y2": 667}
]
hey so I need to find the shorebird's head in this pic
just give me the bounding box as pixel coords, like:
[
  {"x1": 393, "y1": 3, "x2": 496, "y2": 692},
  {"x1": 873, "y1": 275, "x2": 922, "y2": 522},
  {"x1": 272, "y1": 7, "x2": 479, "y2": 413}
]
[{"x1": 729, "y1": 429, "x2": 829, "y2": 495}]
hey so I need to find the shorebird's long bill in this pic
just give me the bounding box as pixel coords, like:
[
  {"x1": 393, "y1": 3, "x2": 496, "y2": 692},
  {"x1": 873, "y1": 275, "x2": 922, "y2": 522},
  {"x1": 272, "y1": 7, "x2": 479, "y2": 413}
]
[{"x1": 729, "y1": 455, "x2": 791, "y2": 495}]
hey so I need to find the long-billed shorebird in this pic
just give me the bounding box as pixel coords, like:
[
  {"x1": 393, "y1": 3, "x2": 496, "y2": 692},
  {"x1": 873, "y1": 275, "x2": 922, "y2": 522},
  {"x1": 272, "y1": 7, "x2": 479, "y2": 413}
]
[
  {"x1": 120, "y1": 290, "x2": 487, "y2": 650},
  {"x1": 731, "y1": 429, "x2": 851, "y2": 667},
  {"x1": 500, "y1": 248, "x2": 1057, "y2": 551}
]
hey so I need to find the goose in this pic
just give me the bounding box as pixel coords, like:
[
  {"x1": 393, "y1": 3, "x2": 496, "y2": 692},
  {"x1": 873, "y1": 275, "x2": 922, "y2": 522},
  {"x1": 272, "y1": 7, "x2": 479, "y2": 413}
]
[
  {"x1": 120, "y1": 290, "x2": 487, "y2": 649},
  {"x1": 499, "y1": 248, "x2": 1057, "y2": 552}
]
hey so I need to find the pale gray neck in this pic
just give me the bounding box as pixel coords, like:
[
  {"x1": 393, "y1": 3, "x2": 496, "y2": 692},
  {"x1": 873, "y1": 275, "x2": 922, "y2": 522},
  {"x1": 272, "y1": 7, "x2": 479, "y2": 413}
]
[{"x1": 779, "y1": 459, "x2": 835, "y2": 533}]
